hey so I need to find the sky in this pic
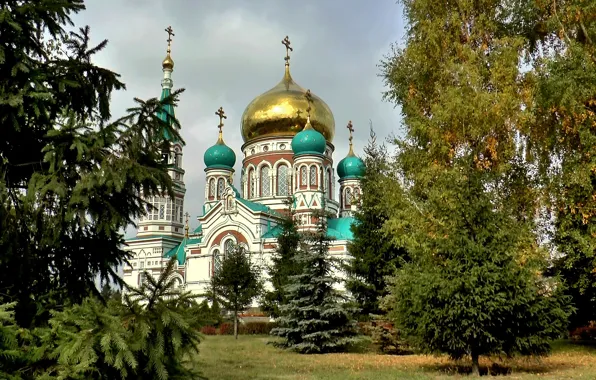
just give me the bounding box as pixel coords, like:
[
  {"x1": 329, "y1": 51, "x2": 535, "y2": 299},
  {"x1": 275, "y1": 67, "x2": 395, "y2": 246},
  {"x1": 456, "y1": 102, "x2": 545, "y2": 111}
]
[{"x1": 72, "y1": 0, "x2": 405, "y2": 234}]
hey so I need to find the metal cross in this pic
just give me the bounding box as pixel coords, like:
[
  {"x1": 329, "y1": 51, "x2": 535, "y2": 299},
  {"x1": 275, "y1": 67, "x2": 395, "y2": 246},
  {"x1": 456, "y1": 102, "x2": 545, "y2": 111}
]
[
  {"x1": 215, "y1": 106, "x2": 227, "y2": 132},
  {"x1": 184, "y1": 212, "x2": 190, "y2": 236},
  {"x1": 282, "y1": 36, "x2": 293, "y2": 64},
  {"x1": 165, "y1": 26, "x2": 175, "y2": 53},
  {"x1": 347, "y1": 120, "x2": 354, "y2": 143},
  {"x1": 304, "y1": 89, "x2": 313, "y2": 116}
]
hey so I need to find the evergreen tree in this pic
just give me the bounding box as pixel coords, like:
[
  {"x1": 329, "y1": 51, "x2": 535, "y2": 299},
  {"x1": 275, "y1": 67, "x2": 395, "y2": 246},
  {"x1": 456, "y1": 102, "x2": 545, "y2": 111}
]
[
  {"x1": 211, "y1": 246, "x2": 262, "y2": 339},
  {"x1": 0, "y1": 1, "x2": 183, "y2": 327},
  {"x1": 344, "y1": 127, "x2": 408, "y2": 319},
  {"x1": 526, "y1": 0, "x2": 596, "y2": 329},
  {"x1": 271, "y1": 211, "x2": 360, "y2": 353},
  {"x1": 261, "y1": 199, "x2": 302, "y2": 318},
  {"x1": 380, "y1": 0, "x2": 571, "y2": 374}
]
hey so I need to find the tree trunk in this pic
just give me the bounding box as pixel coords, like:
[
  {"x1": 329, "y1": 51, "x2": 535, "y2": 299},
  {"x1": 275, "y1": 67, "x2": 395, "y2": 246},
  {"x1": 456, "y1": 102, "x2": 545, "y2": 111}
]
[
  {"x1": 234, "y1": 308, "x2": 238, "y2": 340},
  {"x1": 471, "y1": 350, "x2": 480, "y2": 376}
]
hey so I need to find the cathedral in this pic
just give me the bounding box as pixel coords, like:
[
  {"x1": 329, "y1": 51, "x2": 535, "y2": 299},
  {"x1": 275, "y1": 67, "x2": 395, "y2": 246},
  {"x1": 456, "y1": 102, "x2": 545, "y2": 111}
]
[{"x1": 122, "y1": 30, "x2": 365, "y2": 296}]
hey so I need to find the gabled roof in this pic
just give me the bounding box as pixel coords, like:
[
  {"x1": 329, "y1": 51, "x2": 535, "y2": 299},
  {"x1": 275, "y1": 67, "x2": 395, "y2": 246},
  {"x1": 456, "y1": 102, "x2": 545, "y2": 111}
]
[{"x1": 164, "y1": 236, "x2": 202, "y2": 265}]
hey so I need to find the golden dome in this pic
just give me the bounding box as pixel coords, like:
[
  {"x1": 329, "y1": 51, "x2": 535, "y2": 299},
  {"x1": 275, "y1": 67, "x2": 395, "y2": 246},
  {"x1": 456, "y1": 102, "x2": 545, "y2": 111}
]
[
  {"x1": 241, "y1": 65, "x2": 335, "y2": 143},
  {"x1": 162, "y1": 53, "x2": 174, "y2": 70}
]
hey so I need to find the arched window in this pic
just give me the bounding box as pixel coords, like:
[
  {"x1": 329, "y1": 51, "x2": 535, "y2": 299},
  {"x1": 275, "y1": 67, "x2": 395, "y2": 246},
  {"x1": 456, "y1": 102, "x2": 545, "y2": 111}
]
[
  {"x1": 345, "y1": 187, "x2": 353, "y2": 206},
  {"x1": 277, "y1": 165, "x2": 289, "y2": 196},
  {"x1": 213, "y1": 249, "x2": 221, "y2": 273},
  {"x1": 310, "y1": 166, "x2": 317, "y2": 187},
  {"x1": 224, "y1": 240, "x2": 235, "y2": 258},
  {"x1": 217, "y1": 178, "x2": 225, "y2": 199},
  {"x1": 261, "y1": 166, "x2": 271, "y2": 197},
  {"x1": 300, "y1": 166, "x2": 307, "y2": 186},
  {"x1": 327, "y1": 169, "x2": 333, "y2": 199},
  {"x1": 248, "y1": 168, "x2": 255, "y2": 199},
  {"x1": 208, "y1": 178, "x2": 215, "y2": 199},
  {"x1": 354, "y1": 188, "x2": 361, "y2": 202}
]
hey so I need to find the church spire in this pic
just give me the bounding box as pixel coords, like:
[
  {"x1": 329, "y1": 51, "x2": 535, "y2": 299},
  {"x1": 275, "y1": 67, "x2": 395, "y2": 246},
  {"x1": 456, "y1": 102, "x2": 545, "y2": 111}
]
[{"x1": 162, "y1": 26, "x2": 175, "y2": 72}]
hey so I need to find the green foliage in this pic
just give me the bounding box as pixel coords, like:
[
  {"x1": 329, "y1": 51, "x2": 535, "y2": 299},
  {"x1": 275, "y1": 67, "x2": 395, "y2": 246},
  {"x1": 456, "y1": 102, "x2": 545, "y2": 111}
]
[
  {"x1": 261, "y1": 199, "x2": 303, "y2": 318},
  {"x1": 271, "y1": 211, "x2": 360, "y2": 353},
  {"x1": 0, "y1": 303, "x2": 30, "y2": 380},
  {"x1": 211, "y1": 246, "x2": 263, "y2": 339},
  {"x1": 0, "y1": 1, "x2": 184, "y2": 327},
  {"x1": 380, "y1": 0, "x2": 572, "y2": 374},
  {"x1": 344, "y1": 128, "x2": 409, "y2": 319},
  {"x1": 526, "y1": 0, "x2": 596, "y2": 330}
]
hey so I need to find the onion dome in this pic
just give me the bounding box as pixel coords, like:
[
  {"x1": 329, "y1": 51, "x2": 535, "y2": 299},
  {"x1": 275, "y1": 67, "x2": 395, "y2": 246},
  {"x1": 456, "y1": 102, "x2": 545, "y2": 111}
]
[
  {"x1": 291, "y1": 114, "x2": 326, "y2": 156},
  {"x1": 337, "y1": 121, "x2": 365, "y2": 179},
  {"x1": 162, "y1": 53, "x2": 174, "y2": 70},
  {"x1": 240, "y1": 36, "x2": 335, "y2": 143},
  {"x1": 204, "y1": 107, "x2": 236, "y2": 170}
]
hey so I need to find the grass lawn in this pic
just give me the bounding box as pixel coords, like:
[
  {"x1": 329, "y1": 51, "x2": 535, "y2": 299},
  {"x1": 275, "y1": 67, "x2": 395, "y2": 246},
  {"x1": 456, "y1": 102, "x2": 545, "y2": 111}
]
[{"x1": 195, "y1": 336, "x2": 596, "y2": 379}]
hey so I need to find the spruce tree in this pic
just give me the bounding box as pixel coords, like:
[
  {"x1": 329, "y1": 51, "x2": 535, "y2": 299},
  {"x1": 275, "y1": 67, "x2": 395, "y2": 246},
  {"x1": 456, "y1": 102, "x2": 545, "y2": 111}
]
[
  {"x1": 211, "y1": 246, "x2": 262, "y2": 339},
  {"x1": 271, "y1": 211, "x2": 359, "y2": 353},
  {"x1": 344, "y1": 127, "x2": 408, "y2": 319},
  {"x1": 380, "y1": 0, "x2": 571, "y2": 374},
  {"x1": 0, "y1": 1, "x2": 183, "y2": 327},
  {"x1": 261, "y1": 199, "x2": 302, "y2": 318}
]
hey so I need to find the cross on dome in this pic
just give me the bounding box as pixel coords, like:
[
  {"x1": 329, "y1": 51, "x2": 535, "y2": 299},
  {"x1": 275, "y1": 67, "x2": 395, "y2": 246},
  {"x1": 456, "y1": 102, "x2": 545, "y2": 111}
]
[
  {"x1": 216, "y1": 106, "x2": 227, "y2": 132},
  {"x1": 282, "y1": 36, "x2": 293, "y2": 65},
  {"x1": 184, "y1": 211, "x2": 190, "y2": 237},
  {"x1": 165, "y1": 26, "x2": 175, "y2": 54}
]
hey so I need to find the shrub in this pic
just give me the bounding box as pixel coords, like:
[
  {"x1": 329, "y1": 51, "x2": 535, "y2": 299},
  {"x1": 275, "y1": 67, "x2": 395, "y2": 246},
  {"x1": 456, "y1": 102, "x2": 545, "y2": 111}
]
[
  {"x1": 570, "y1": 322, "x2": 596, "y2": 341},
  {"x1": 201, "y1": 326, "x2": 217, "y2": 335},
  {"x1": 219, "y1": 323, "x2": 234, "y2": 335},
  {"x1": 240, "y1": 321, "x2": 276, "y2": 335},
  {"x1": 360, "y1": 320, "x2": 411, "y2": 355}
]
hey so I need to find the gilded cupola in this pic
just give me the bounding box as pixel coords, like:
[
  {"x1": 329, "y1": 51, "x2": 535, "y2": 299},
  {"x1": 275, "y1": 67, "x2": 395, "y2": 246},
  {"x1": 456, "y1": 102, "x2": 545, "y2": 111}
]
[{"x1": 240, "y1": 36, "x2": 335, "y2": 143}]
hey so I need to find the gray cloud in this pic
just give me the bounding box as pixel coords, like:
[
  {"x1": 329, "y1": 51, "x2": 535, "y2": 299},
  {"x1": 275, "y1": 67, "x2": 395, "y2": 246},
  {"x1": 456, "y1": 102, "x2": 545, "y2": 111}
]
[{"x1": 72, "y1": 0, "x2": 405, "y2": 234}]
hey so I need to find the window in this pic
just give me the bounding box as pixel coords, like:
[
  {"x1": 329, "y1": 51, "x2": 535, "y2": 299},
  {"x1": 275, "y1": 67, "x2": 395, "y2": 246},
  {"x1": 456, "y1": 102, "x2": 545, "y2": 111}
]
[
  {"x1": 213, "y1": 249, "x2": 221, "y2": 273},
  {"x1": 261, "y1": 166, "x2": 270, "y2": 197},
  {"x1": 225, "y1": 240, "x2": 235, "y2": 257},
  {"x1": 327, "y1": 169, "x2": 333, "y2": 199},
  {"x1": 139, "y1": 272, "x2": 147, "y2": 286},
  {"x1": 217, "y1": 178, "x2": 225, "y2": 199},
  {"x1": 176, "y1": 199, "x2": 183, "y2": 223},
  {"x1": 354, "y1": 188, "x2": 360, "y2": 201},
  {"x1": 209, "y1": 178, "x2": 215, "y2": 199},
  {"x1": 159, "y1": 204, "x2": 165, "y2": 219},
  {"x1": 248, "y1": 169, "x2": 255, "y2": 198},
  {"x1": 345, "y1": 188, "x2": 353, "y2": 206},
  {"x1": 166, "y1": 198, "x2": 173, "y2": 221},
  {"x1": 277, "y1": 165, "x2": 289, "y2": 196},
  {"x1": 300, "y1": 166, "x2": 307, "y2": 186},
  {"x1": 310, "y1": 166, "x2": 317, "y2": 187}
]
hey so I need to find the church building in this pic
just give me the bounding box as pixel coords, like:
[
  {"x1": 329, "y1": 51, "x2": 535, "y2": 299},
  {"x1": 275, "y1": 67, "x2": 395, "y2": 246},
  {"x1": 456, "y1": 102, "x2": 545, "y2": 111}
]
[{"x1": 122, "y1": 29, "x2": 365, "y2": 296}]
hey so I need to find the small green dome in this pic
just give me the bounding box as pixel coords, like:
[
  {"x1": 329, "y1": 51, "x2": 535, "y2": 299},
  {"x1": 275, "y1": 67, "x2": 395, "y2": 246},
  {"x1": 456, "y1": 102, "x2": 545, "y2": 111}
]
[
  {"x1": 204, "y1": 138, "x2": 236, "y2": 169},
  {"x1": 337, "y1": 154, "x2": 365, "y2": 179},
  {"x1": 291, "y1": 119, "x2": 326, "y2": 156}
]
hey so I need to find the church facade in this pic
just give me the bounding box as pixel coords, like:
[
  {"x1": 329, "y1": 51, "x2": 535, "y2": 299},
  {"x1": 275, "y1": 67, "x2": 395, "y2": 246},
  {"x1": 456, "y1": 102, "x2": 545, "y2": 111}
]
[{"x1": 122, "y1": 31, "x2": 365, "y2": 297}]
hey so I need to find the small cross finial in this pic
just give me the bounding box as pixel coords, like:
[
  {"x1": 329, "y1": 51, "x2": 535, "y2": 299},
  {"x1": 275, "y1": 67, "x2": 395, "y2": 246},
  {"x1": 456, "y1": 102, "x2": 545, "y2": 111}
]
[
  {"x1": 347, "y1": 121, "x2": 355, "y2": 154},
  {"x1": 282, "y1": 36, "x2": 293, "y2": 65},
  {"x1": 165, "y1": 26, "x2": 175, "y2": 54},
  {"x1": 215, "y1": 106, "x2": 227, "y2": 133},
  {"x1": 304, "y1": 89, "x2": 313, "y2": 117},
  {"x1": 184, "y1": 212, "x2": 190, "y2": 237}
]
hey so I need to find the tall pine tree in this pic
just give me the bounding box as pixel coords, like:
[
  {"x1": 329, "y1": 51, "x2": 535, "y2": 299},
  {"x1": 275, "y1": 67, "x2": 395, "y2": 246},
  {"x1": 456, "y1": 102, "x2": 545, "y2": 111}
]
[
  {"x1": 344, "y1": 127, "x2": 408, "y2": 319},
  {"x1": 0, "y1": 1, "x2": 183, "y2": 327},
  {"x1": 271, "y1": 210, "x2": 359, "y2": 353},
  {"x1": 380, "y1": 0, "x2": 571, "y2": 374}
]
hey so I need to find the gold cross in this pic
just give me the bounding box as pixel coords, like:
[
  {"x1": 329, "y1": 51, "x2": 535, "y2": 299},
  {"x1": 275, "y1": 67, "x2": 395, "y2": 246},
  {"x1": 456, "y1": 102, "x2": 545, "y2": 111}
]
[
  {"x1": 165, "y1": 26, "x2": 175, "y2": 53},
  {"x1": 304, "y1": 89, "x2": 313, "y2": 117},
  {"x1": 184, "y1": 212, "x2": 190, "y2": 237},
  {"x1": 282, "y1": 36, "x2": 293, "y2": 64},
  {"x1": 215, "y1": 106, "x2": 227, "y2": 133},
  {"x1": 347, "y1": 120, "x2": 354, "y2": 143}
]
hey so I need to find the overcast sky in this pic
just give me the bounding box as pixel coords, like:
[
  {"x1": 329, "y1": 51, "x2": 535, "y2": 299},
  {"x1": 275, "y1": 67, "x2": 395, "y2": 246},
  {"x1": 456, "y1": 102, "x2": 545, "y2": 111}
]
[{"x1": 72, "y1": 0, "x2": 405, "y2": 234}]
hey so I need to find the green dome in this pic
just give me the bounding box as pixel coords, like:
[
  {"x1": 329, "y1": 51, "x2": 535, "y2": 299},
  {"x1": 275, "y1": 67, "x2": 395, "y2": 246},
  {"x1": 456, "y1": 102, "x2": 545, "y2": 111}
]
[
  {"x1": 204, "y1": 138, "x2": 236, "y2": 169},
  {"x1": 291, "y1": 119, "x2": 326, "y2": 156},
  {"x1": 337, "y1": 154, "x2": 365, "y2": 179}
]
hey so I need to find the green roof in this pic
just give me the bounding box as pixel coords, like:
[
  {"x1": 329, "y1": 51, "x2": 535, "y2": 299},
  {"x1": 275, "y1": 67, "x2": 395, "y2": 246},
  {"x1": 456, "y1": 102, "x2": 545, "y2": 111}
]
[
  {"x1": 260, "y1": 217, "x2": 356, "y2": 241},
  {"x1": 193, "y1": 225, "x2": 203, "y2": 234},
  {"x1": 158, "y1": 87, "x2": 183, "y2": 144},
  {"x1": 164, "y1": 236, "x2": 202, "y2": 265}
]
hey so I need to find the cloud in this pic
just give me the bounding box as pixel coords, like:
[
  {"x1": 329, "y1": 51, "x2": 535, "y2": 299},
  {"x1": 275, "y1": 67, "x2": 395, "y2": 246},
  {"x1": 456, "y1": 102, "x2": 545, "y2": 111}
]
[{"x1": 72, "y1": 0, "x2": 405, "y2": 234}]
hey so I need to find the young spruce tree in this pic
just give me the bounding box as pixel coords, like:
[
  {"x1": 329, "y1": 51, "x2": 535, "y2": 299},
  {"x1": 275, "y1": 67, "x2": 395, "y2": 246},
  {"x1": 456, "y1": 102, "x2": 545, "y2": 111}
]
[
  {"x1": 380, "y1": 0, "x2": 571, "y2": 374},
  {"x1": 345, "y1": 127, "x2": 408, "y2": 319},
  {"x1": 261, "y1": 198, "x2": 303, "y2": 318},
  {"x1": 271, "y1": 210, "x2": 359, "y2": 353}
]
